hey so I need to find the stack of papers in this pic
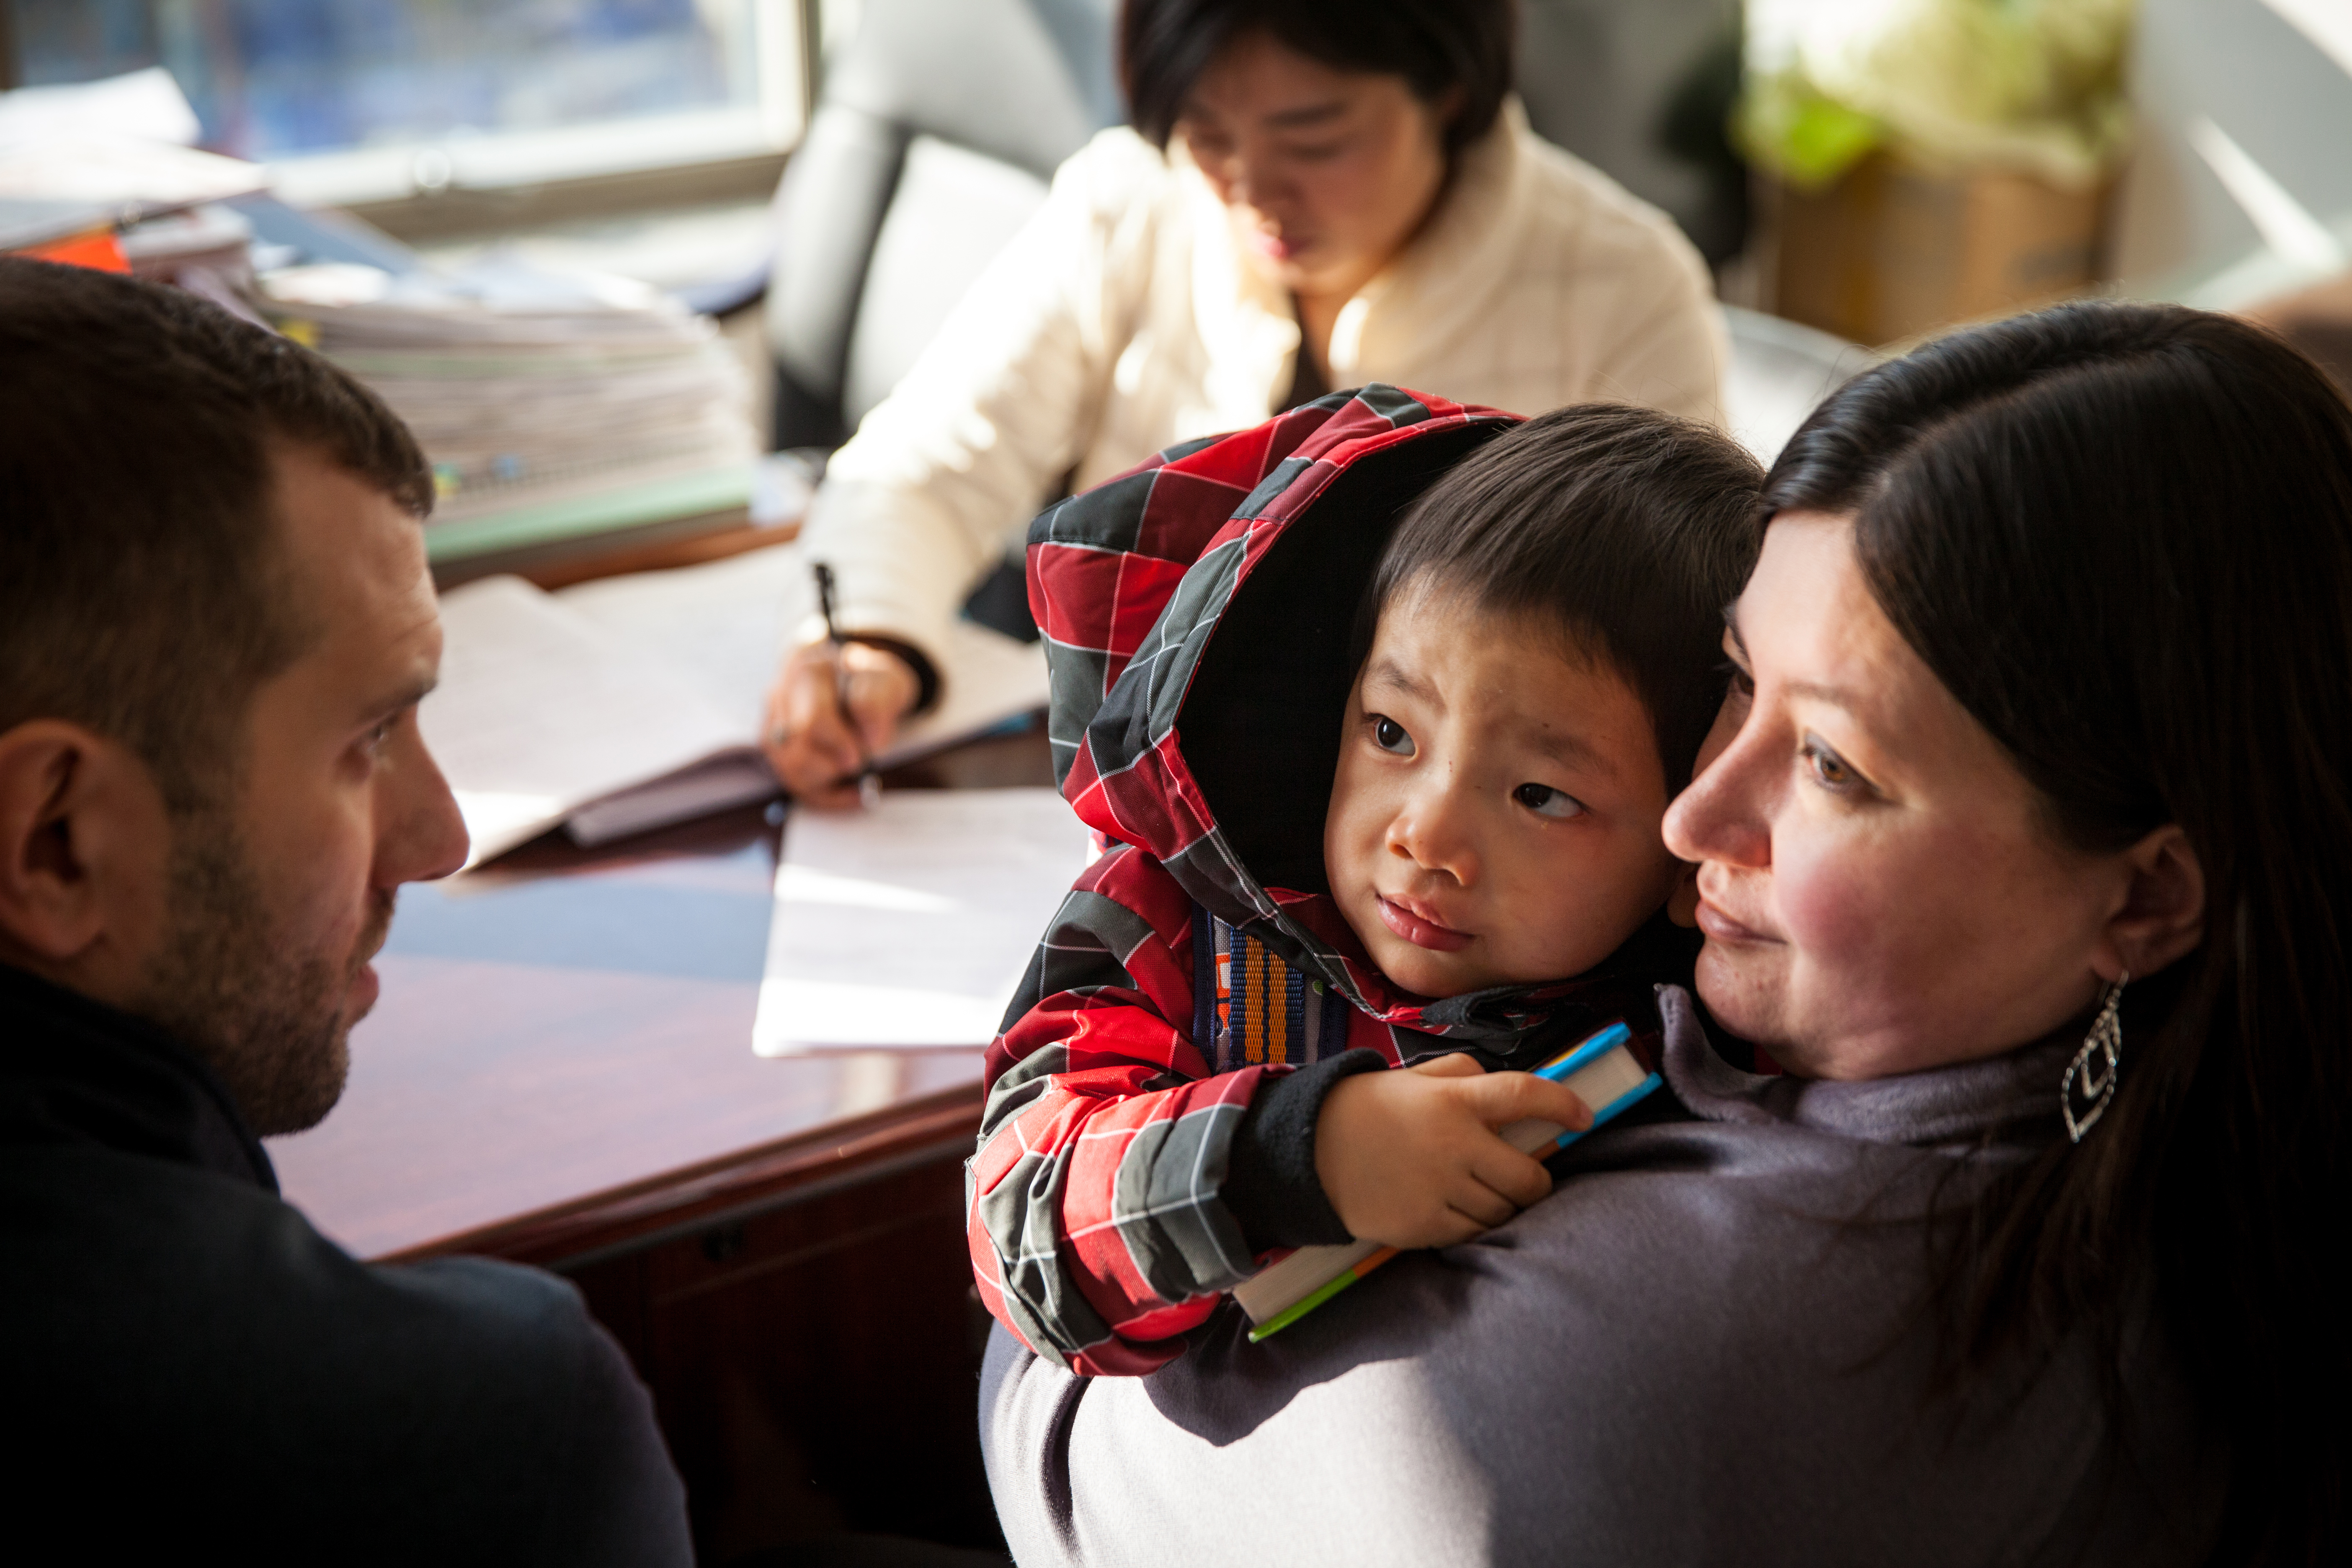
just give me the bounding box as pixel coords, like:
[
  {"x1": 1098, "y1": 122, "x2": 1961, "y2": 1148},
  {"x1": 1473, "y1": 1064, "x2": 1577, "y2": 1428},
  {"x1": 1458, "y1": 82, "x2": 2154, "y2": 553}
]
[
  {"x1": 260, "y1": 252, "x2": 757, "y2": 527},
  {"x1": 420, "y1": 544, "x2": 1054, "y2": 868}
]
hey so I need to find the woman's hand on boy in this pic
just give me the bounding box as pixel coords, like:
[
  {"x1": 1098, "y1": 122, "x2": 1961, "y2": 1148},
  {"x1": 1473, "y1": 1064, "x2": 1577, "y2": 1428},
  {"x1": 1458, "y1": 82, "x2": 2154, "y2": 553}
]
[{"x1": 1314, "y1": 1054, "x2": 1593, "y2": 1249}]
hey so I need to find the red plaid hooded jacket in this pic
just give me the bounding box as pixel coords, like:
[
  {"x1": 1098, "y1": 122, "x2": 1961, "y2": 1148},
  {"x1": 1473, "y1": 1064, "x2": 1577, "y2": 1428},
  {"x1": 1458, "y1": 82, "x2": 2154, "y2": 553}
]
[{"x1": 967, "y1": 387, "x2": 1680, "y2": 1377}]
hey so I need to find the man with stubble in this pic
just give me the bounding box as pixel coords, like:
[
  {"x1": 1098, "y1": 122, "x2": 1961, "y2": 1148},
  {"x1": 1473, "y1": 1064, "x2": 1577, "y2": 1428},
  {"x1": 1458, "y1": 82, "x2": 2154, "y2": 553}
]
[{"x1": 0, "y1": 258, "x2": 692, "y2": 1562}]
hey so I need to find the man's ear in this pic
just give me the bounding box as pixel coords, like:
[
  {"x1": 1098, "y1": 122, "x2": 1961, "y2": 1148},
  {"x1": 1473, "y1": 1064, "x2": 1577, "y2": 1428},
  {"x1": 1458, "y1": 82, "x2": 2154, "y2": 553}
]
[
  {"x1": 0, "y1": 721, "x2": 167, "y2": 974},
  {"x1": 2094, "y1": 824, "x2": 2206, "y2": 983}
]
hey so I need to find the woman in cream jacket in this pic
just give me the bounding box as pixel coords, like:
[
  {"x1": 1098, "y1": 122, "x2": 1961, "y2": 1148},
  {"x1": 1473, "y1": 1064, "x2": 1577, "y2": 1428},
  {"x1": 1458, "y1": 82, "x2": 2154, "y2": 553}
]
[{"x1": 767, "y1": 0, "x2": 1726, "y2": 803}]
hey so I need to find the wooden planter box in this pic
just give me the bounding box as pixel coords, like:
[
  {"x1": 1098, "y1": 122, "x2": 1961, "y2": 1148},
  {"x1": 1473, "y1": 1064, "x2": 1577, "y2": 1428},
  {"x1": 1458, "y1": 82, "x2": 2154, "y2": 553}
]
[{"x1": 1767, "y1": 152, "x2": 2107, "y2": 346}]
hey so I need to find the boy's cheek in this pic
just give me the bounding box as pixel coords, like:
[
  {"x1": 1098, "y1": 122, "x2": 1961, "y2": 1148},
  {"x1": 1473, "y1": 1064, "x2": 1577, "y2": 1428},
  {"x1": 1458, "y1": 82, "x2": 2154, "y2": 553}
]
[
  {"x1": 1322, "y1": 806, "x2": 1366, "y2": 902},
  {"x1": 1321, "y1": 768, "x2": 1388, "y2": 897}
]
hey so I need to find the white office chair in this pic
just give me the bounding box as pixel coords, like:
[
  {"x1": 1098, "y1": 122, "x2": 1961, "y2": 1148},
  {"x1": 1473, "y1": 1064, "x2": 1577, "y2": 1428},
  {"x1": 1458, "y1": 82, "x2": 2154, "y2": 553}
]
[
  {"x1": 1720, "y1": 306, "x2": 1877, "y2": 465},
  {"x1": 760, "y1": 0, "x2": 1122, "y2": 452}
]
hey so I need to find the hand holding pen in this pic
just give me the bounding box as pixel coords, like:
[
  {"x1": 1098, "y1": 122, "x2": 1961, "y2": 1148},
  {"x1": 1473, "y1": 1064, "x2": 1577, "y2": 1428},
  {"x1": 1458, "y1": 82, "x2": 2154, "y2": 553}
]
[
  {"x1": 815, "y1": 563, "x2": 884, "y2": 808},
  {"x1": 758, "y1": 564, "x2": 918, "y2": 808}
]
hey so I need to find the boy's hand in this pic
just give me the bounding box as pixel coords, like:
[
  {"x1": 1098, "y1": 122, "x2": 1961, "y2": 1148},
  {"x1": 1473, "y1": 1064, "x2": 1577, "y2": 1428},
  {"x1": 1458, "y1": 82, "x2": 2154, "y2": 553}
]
[{"x1": 1314, "y1": 1054, "x2": 1594, "y2": 1249}]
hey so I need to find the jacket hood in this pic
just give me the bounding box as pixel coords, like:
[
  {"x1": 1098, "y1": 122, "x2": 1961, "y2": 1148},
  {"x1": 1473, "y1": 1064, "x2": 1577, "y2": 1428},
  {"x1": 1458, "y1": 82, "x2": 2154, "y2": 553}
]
[
  {"x1": 1029, "y1": 385, "x2": 1506, "y2": 891},
  {"x1": 1027, "y1": 385, "x2": 1683, "y2": 1049}
]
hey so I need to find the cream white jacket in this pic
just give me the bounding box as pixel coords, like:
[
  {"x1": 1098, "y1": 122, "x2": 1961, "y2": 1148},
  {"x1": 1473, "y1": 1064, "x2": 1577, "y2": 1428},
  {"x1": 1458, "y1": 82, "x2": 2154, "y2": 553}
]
[{"x1": 802, "y1": 101, "x2": 1728, "y2": 680}]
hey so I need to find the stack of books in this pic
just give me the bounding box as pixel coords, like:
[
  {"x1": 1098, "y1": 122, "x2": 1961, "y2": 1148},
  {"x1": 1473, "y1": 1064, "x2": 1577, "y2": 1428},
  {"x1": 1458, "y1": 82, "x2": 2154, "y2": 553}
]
[
  {"x1": 260, "y1": 254, "x2": 759, "y2": 559},
  {"x1": 5, "y1": 68, "x2": 762, "y2": 562}
]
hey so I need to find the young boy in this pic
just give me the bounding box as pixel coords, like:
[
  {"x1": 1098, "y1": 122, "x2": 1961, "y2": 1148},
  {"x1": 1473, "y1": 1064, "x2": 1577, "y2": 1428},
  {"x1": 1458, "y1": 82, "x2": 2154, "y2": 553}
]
[{"x1": 969, "y1": 389, "x2": 1761, "y2": 1377}]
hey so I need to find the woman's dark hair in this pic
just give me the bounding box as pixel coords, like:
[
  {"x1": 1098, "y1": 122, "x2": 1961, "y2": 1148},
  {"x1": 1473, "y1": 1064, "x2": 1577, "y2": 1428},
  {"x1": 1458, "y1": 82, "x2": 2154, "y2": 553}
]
[
  {"x1": 1366, "y1": 404, "x2": 1764, "y2": 790},
  {"x1": 1120, "y1": 0, "x2": 1515, "y2": 160},
  {"x1": 1767, "y1": 301, "x2": 2351, "y2": 1563}
]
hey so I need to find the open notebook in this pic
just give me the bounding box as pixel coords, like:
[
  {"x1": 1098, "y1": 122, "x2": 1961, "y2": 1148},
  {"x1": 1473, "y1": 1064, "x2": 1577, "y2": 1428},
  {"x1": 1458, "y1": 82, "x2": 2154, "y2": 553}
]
[{"x1": 420, "y1": 545, "x2": 1051, "y2": 869}]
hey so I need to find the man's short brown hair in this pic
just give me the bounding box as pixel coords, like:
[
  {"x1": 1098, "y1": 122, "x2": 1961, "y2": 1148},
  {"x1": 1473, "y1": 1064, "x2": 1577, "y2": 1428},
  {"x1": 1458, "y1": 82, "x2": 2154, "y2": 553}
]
[{"x1": 0, "y1": 259, "x2": 432, "y2": 809}]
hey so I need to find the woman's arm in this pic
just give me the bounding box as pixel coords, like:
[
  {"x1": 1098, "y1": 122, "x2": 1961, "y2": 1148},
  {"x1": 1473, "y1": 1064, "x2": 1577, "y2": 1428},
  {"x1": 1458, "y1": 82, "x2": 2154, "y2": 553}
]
[
  {"x1": 765, "y1": 134, "x2": 1165, "y2": 798},
  {"x1": 797, "y1": 133, "x2": 1166, "y2": 672}
]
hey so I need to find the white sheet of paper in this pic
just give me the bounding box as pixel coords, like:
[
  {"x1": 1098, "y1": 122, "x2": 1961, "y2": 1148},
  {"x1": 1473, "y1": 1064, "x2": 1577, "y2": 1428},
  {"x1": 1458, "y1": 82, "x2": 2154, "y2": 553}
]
[
  {"x1": 753, "y1": 787, "x2": 1094, "y2": 1055},
  {"x1": 555, "y1": 546, "x2": 800, "y2": 739},
  {"x1": 421, "y1": 575, "x2": 749, "y2": 868}
]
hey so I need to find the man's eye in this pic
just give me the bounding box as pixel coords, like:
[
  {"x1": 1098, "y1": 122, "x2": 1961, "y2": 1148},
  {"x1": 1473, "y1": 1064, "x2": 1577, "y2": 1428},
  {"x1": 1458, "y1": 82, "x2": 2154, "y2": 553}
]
[
  {"x1": 1370, "y1": 714, "x2": 1415, "y2": 756},
  {"x1": 1284, "y1": 140, "x2": 1346, "y2": 162},
  {"x1": 1513, "y1": 783, "x2": 1585, "y2": 820}
]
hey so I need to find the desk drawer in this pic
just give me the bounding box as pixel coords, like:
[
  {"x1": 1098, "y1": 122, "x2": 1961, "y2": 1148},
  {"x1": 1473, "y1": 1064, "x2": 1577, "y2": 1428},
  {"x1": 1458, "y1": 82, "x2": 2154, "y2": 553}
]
[{"x1": 567, "y1": 1151, "x2": 999, "y2": 1563}]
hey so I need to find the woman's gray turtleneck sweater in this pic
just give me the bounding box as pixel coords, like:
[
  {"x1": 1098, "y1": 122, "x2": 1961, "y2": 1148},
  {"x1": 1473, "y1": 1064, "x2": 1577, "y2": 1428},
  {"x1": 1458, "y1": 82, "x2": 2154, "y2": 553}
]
[{"x1": 981, "y1": 986, "x2": 2222, "y2": 1565}]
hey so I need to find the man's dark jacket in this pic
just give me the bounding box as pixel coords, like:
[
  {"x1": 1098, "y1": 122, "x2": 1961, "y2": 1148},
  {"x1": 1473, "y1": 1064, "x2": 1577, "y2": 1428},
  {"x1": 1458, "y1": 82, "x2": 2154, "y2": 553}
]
[{"x1": 0, "y1": 962, "x2": 693, "y2": 1563}]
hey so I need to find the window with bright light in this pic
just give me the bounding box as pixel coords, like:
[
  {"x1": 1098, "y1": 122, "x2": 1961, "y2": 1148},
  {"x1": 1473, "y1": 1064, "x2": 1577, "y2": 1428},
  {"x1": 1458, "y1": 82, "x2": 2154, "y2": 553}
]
[{"x1": 5, "y1": 0, "x2": 807, "y2": 204}]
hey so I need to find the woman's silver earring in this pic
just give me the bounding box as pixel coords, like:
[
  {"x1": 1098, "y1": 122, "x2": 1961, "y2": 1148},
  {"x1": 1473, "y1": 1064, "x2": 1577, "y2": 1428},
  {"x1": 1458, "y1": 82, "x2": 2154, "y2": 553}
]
[{"x1": 2062, "y1": 972, "x2": 2129, "y2": 1142}]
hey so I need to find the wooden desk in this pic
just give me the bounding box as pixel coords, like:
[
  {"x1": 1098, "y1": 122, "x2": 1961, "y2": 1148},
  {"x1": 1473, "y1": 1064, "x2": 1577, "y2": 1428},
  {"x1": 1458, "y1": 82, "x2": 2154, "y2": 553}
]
[{"x1": 269, "y1": 723, "x2": 1054, "y2": 1561}]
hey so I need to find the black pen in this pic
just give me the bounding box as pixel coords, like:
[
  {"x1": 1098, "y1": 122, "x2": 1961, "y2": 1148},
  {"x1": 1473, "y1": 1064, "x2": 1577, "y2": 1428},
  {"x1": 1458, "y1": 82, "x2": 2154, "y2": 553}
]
[{"x1": 812, "y1": 563, "x2": 882, "y2": 807}]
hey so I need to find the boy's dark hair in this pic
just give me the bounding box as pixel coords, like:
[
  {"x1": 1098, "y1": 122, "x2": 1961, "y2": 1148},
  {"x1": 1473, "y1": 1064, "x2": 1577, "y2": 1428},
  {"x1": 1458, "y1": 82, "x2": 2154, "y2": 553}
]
[
  {"x1": 0, "y1": 259, "x2": 432, "y2": 811},
  {"x1": 1364, "y1": 404, "x2": 1764, "y2": 789},
  {"x1": 1121, "y1": 0, "x2": 1516, "y2": 160}
]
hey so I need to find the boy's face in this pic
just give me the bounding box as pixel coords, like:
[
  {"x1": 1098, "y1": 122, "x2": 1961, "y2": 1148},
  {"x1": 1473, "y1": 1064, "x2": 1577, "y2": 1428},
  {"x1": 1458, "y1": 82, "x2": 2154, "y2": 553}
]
[{"x1": 1324, "y1": 585, "x2": 1683, "y2": 999}]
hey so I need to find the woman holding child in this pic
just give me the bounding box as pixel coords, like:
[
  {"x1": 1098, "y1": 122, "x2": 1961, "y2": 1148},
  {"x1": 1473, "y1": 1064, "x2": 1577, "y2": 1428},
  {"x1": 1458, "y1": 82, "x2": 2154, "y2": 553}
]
[
  {"x1": 763, "y1": 0, "x2": 1723, "y2": 806},
  {"x1": 978, "y1": 302, "x2": 2350, "y2": 1563}
]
